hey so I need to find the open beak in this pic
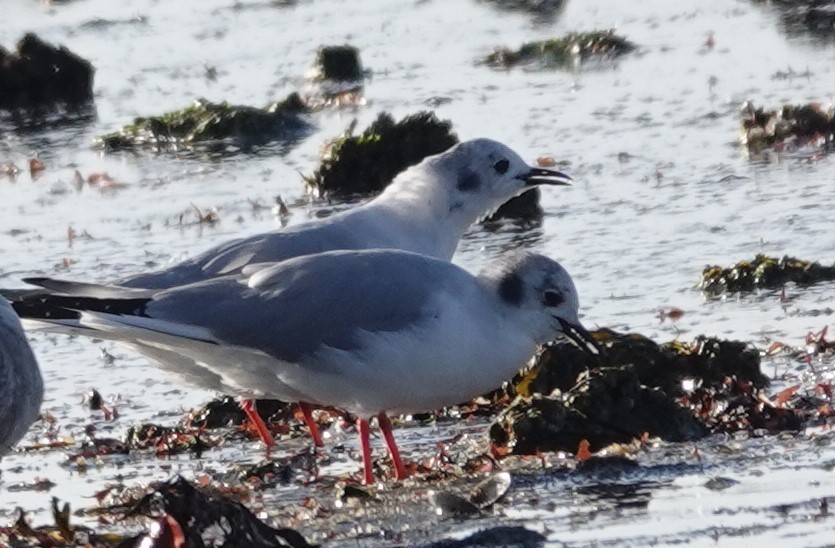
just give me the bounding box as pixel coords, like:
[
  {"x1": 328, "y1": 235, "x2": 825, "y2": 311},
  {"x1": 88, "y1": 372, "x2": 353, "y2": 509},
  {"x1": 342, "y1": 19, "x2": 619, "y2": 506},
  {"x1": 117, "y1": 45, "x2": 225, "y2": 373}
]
[
  {"x1": 557, "y1": 318, "x2": 601, "y2": 354},
  {"x1": 517, "y1": 167, "x2": 573, "y2": 187}
]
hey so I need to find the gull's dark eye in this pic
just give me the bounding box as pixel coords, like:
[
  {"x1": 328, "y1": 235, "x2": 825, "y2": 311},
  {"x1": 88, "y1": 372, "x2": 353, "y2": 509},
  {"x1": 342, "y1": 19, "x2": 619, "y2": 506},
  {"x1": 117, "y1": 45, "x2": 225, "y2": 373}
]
[
  {"x1": 493, "y1": 159, "x2": 509, "y2": 175},
  {"x1": 543, "y1": 290, "x2": 564, "y2": 307}
]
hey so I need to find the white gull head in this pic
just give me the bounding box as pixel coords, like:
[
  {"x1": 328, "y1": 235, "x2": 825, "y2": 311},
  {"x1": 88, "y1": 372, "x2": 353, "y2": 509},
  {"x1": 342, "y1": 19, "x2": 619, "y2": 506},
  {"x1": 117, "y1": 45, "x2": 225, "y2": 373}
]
[
  {"x1": 486, "y1": 252, "x2": 597, "y2": 353},
  {"x1": 376, "y1": 138, "x2": 572, "y2": 228}
]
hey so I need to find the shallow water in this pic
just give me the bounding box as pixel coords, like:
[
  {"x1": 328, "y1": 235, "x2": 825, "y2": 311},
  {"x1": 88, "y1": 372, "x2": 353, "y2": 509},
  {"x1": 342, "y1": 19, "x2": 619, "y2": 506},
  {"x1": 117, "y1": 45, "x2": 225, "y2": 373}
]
[{"x1": 1, "y1": 0, "x2": 835, "y2": 545}]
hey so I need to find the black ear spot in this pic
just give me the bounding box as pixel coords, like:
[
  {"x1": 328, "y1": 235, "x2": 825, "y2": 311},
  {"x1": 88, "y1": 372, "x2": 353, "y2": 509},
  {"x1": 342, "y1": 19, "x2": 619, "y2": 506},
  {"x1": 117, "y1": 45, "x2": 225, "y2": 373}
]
[
  {"x1": 498, "y1": 273, "x2": 524, "y2": 306},
  {"x1": 456, "y1": 169, "x2": 481, "y2": 192},
  {"x1": 543, "y1": 290, "x2": 564, "y2": 307},
  {"x1": 493, "y1": 159, "x2": 509, "y2": 174}
]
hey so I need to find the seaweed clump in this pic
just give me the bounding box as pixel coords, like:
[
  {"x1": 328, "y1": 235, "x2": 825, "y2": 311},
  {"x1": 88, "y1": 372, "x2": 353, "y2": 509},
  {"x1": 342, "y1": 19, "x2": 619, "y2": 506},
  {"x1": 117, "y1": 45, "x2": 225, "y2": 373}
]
[
  {"x1": 189, "y1": 396, "x2": 292, "y2": 429},
  {"x1": 98, "y1": 94, "x2": 311, "y2": 152},
  {"x1": 700, "y1": 254, "x2": 835, "y2": 296},
  {"x1": 485, "y1": 30, "x2": 636, "y2": 69},
  {"x1": 741, "y1": 101, "x2": 834, "y2": 153},
  {"x1": 0, "y1": 497, "x2": 128, "y2": 547},
  {"x1": 125, "y1": 476, "x2": 313, "y2": 547},
  {"x1": 305, "y1": 111, "x2": 458, "y2": 198},
  {"x1": 490, "y1": 328, "x2": 775, "y2": 454},
  {"x1": 0, "y1": 33, "x2": 94, "y2": 117}
]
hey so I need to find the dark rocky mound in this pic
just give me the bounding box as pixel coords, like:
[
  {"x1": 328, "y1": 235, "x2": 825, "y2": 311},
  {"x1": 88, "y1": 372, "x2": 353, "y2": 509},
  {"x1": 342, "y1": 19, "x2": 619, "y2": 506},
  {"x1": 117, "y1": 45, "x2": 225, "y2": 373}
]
[
  {"x1": 700, "y1": 254, "x2": 835, "y2": 295},
  {"x1": 311, "y1": 45, "x2": 364, "y2": 83},
  {"x1": 490, "y1": 329, "x2": 777, "y2": 455},
  {"x1": 485, "y1": 30, "x2": 636, "y2": 69},
  {"x1": 0, "y1": 33, "x2": 94, "y2": 116}
]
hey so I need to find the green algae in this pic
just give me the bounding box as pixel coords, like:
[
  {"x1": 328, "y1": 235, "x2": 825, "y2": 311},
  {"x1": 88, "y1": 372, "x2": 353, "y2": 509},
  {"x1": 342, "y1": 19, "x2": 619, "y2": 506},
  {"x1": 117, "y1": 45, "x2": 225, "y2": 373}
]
[
  {"x1": 486, "y1": 30, "x2": 637, "y2": 69},
  {"x1": 700, "y1": 254, "x2": 835, "y2": 295},
  {"x1": 98, "y1": 94, "x2": 311, "y2": 151}
]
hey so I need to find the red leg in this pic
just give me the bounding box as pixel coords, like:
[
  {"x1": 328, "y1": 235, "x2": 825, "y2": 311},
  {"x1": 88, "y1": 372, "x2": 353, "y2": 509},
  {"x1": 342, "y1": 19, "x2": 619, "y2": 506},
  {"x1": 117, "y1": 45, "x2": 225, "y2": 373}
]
[
  {"x1": 299, "y1": 402, "x2": 325, "y2": 447},
  {"x1": 357, "y1": 418, "x2": 374, "y2": 485},
  {"x1": 377, "y1": 413, "x2": 408, "y2": 481},
  {"x1": 239, "y1": 399, "x2": 275, "y2": 447}
]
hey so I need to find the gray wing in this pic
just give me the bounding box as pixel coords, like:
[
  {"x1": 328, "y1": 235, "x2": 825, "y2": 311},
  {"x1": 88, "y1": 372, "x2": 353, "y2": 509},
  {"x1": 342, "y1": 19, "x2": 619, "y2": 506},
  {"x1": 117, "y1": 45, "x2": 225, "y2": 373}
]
[
  {"x1": 147, "y1": 250, "x2": 468, "y2": 364},
  {"x1": 119, "y1": 210, "x2": 381, "y2": 289}
]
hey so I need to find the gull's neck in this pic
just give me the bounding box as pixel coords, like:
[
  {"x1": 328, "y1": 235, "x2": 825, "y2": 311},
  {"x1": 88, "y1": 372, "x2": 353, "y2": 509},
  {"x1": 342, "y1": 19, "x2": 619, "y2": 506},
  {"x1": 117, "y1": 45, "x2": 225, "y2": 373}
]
[{"x1": 362, "y1": 164, "x2": 474, "y2": 260}]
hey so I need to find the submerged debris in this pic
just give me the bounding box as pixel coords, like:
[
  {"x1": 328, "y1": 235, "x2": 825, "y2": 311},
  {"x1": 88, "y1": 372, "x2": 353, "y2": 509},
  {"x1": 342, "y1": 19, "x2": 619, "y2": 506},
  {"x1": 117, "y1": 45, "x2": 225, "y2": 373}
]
[
  {"x1": 485, "y1": 30, "x2": 637, "y2": 70},
  {"x1": 740, "y1": 101, "x2": 834, "y2": 153},
  {"x1": 700, "y1": 254, "x2": 835, "y2": 295},
  {"x1": 98, "y1": 94, "x2": 311, "y2": 152},
  {"x1": 0, "y1": 33, "x2": 94, "y2": 116}
]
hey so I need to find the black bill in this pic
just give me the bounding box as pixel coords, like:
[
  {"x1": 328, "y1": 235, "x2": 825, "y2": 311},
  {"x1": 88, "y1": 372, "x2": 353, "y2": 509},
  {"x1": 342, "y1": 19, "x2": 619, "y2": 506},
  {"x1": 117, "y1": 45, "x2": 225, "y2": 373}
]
[
  {"x1": 518, "y1": 167, "x2": 573, "y2": 187},
  {"x1": 557, "y1": 318, "x2": 601, "y2": 354}
]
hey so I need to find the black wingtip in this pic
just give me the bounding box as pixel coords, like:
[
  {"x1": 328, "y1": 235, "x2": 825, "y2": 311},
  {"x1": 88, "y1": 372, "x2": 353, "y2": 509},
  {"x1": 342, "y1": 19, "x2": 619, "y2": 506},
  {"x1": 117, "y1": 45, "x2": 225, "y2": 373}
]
[{"x1": 11, "y1": 299, "x2": 81, "y2": 321}]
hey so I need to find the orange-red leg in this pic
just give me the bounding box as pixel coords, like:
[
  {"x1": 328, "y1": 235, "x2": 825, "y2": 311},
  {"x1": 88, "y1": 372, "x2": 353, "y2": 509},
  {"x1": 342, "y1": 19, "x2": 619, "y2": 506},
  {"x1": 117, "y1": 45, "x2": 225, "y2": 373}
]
[
  {"x1": 239, "y1": 399, "x2": 275, "y2": 447},
  {"x1": 378, "y1": 413, "x2": 408, "y2": 481},
  {"x1": 299, "y1": 401, "x2": 325, "y2": 447},
  {"x1": 357, "y1": 418, "x2": 374, "y2": 485}
]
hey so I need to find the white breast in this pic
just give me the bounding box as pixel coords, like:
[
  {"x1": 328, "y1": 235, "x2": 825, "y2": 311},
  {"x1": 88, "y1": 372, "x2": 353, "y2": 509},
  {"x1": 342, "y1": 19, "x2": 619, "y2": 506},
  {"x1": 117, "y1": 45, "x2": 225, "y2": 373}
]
[{"x1": 283, "y1": 289, "x2": 537, "y2": 417}]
